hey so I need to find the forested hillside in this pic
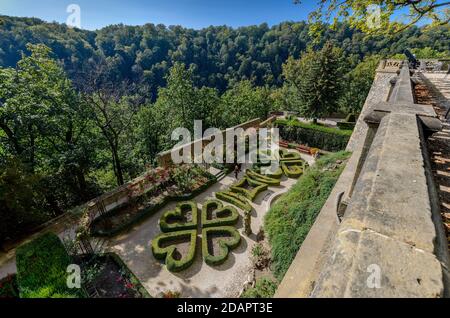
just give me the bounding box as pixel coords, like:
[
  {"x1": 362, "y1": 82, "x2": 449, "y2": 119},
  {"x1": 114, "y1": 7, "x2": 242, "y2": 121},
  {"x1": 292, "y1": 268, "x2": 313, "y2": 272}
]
[
  {"x1": 0, "y1": 15, "x2": 448, "y2": 245},
  {"x1": 1, "y1": 15, "x2": 449, "y2": 97}
]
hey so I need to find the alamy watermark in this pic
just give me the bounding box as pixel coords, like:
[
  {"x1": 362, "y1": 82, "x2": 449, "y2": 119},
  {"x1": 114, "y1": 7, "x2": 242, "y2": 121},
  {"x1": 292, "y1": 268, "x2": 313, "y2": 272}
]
[
  {"x1": 66, "y1": 4, "x2": 81, "y2": 29},
  {"x1": 170, "y1": 121, "x2": 281, "y2": 173}
]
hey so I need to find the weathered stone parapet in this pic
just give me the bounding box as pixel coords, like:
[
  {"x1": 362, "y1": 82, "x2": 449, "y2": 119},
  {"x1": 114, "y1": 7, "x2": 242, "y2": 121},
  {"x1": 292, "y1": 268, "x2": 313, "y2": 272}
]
[
  {"x1": 311, "y1": 63, "x2": 449, "y2": 297},
  {"x1": 276, "y1": 60, "x2": 450, "y2": 298}
]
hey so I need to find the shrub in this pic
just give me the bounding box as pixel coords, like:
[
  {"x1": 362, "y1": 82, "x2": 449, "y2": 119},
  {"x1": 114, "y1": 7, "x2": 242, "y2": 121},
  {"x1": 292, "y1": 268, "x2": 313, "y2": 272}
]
[
  {"x1": 241, "y1": 278, "x2": 278, "y2": 298},
  {"x1": 230, "y1": 177, "x2": 268, "y2": 201},
  {"x1": 16, "y1": 233, "x2": 84, "y2": 298},
  {"x1": 281, "y1": 161, "x2": 303, "y2": 179},
  {"x1": 337, "y1": 121, "x2": 356, "y2": 130},
  {"x1": 151, "y1": 229, "x2": 197, "y2": 272},
  {"x1": 276, "y1": 119, "x2": 352, "y2": 152},
  {"x1": 202, "y1": 226, "x2": 241, "y2": 266},
  {"x1": 201, "y1": 200, "x2": 239, "y2": 228},
  {"x1": 215, "y1": 191, "x2": 253, "y2": 213},
  {"x1": 246, "y1": 170, "x2": 281, "y2": 186},
  {"x1": 159, "y1": 201, "x2": 198, "y2": 233},
  {"x1": 265, "y1": 151, "x2": 350, "y2": 280}
]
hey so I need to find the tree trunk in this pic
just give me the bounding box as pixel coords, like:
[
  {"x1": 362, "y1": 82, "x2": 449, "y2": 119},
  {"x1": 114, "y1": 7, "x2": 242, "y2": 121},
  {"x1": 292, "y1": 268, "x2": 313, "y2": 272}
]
[{"x1": 111, "y1": 146, "x2": 125, "y2": 186}]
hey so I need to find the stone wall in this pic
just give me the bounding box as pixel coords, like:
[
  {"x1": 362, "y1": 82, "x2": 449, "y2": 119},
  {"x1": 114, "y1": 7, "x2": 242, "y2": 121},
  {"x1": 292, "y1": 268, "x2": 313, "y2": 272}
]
[{"x1": 276, "y1": 60, "x2": 450, "y2": 298}]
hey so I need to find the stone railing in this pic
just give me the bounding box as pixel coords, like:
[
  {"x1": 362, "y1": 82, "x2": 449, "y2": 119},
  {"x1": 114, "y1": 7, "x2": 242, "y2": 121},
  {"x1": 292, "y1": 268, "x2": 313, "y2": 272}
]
[
  {"x1": 156, "y1": 118, "x2": 263, "y2": 168},
  {"x1": 276, "y1": 60, "x2": 450, "y2": 298}
]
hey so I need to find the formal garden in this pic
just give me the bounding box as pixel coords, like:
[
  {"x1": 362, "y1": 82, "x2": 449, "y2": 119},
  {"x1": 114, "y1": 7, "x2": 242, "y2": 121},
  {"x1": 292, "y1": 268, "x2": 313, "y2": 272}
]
[{"x1": 0, "y1": 130, "x2": 353, "y2": 298}]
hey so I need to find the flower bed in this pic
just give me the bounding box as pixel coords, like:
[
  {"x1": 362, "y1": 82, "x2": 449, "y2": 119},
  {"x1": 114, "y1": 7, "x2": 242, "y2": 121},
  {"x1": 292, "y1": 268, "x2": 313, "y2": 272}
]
[
  {"x1": 77, "y1": 253, "x2": 150, "y2": 298},
  {"x1": 90, "y1": 165, "x2": 217, "y2": 237},
  {"x1": 0, "y1": 274, "x2": 19, "y2": 298}
]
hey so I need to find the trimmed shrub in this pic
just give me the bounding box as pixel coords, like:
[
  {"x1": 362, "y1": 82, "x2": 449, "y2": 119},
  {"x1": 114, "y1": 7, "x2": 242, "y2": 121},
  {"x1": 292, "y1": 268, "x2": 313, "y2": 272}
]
[
  {"x1": 151, "y1": 229, "x2": 197, "y2": 272},
  {"x1": 265, "y1": 151, "x2": 350, "y2": 280},
  {"x1": 159, "y1": 201, "x2": 198, "y2": 233},
  {"x1": 16, "y1": 233, "x2": 84, "y2": 298},
  {"x1": 281, "y1": 161, "x2": 303, "y2": 179},
  {"x1": 230, "y1": 177, "x2": 268, "y2": 201},
  {"x1": 337, "y1": 121, "x2": 356, "y2": 130},
  {"x1": 201, "y1": 200, "x2": 239, "y2": 228},
  {"x1": 241, "y1": 277, "x2": 278, "y2": 298},
  {"x1": 246, "y1": 170, "x2": 281, "y2": 186},
  {"x1": 90, "y1": 195, "x2": 171, "y2": 237},
  {"x1": 202, "y1": 226, "x2": 241, "y2": 266},
  {"x1": 0, "y1": 274, "x2": 19, "y2": 298},
  {"x1": 215, "y1": 191, "x2": 252, "y2": 213},
  {"x1": 276, "y1": 119, "x2": 352, "y2": 152}
]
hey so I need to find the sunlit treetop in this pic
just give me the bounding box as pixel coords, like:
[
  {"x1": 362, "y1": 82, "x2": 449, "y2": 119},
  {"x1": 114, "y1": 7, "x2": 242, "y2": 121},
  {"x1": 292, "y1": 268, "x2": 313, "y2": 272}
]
[{"x1": 295, "y1": 0, "x2": 450, "y2": 35}]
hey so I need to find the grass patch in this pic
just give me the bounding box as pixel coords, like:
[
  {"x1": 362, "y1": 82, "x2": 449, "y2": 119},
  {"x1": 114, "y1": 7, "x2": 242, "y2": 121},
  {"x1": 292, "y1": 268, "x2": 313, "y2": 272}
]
[
  {"x1": 264, "y1": 151, "x2": 350, "y2": 280},
  {"x1": 16, "y1": 232, "x2": 85, "y2": 298}
]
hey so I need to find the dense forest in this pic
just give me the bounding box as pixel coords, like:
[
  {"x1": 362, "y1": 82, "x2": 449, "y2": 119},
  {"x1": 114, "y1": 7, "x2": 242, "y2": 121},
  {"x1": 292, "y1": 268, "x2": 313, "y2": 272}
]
[{"x1": 0, "y1": 15, "x2": 449, "y2": 244}]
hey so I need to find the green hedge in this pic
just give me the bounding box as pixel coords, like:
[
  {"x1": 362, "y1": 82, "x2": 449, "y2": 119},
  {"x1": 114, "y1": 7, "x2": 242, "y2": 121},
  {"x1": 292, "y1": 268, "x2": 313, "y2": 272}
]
[
  {"x1": 337, "y1": 121, "x2": 356, "y2": 130},
  {"x1": 230, "y1": 177, "x2": 268, "y2": 201},
  {"x1": 151, "y1": 229, "x2": 197, "y2": 272},
  {"x1": 90, "y1": 175, "x2": 217, "y2": 238},
  {"x1": 281, "y1": 161, "x2": 303, "y2": 179},
  {"x1": 201, "y1": 200, "x2": 239, "y2": 228},
  {"x1": 276, "y1": 119, "x2": 352, "y2": 152},
  {"x1": 246, "y1": 170, "x2": 281, "y2": 186},
  {"x1": 202, "y1": 226, "x2": 241, "y2": 266},
  {"x1": 16, "y1": 233, "x2": 84, "y2": 298},
  {"x1": 0, "y1": 274, "x2": 19, "y2": 298},
  {"x1": 159, "y1": 201, "x2": 198, "y2": 233},
  {"x1": 265, "y1": 151, "x2": 350, "y2": 280},
  {"x1": 215, "y1": 191, "x2": 252, "y2": 213}
]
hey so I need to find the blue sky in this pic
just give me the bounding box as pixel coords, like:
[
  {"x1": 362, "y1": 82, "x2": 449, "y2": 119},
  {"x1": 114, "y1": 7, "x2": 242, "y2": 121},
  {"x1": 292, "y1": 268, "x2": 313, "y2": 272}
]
[{"x1": 0, "y1": 0, "x2": 318, "y2": 30}]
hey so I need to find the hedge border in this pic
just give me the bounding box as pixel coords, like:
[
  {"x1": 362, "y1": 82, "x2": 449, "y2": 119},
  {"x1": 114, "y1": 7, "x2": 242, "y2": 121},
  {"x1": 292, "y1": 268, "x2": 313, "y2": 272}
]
[
  {"x1": 230, "y1": 177, "x2": 268, "y2": 201},
  {"x1": 201, "y1": 199, "x2": 239, "y2": 228},
  {"x1": 90, "y1": 175, "x2": 217, "y2": 238},
  {"x1": 276, "y1": 119, "x2": 352, "y2": 152},
  {"x1": 0, "y1": 274, "x2": 19, "y2": 298},
  {"x1": 215, "y1": 191, "x2": 252, "y2": 213},
  {"x1": 202, "y1": 226, "x2": 241, "y2": 266},
  {"x1": 246, "y1": 170, "x2": 281, "y2": 186},
  {"x1": 281, "y1": 161, "x2": 303, "y2": 179},
  {"x1": 159, "y1": 201, "x2": 198, "y2": 233},
  {"x1": 151, "y1": 229, "x2": 197, "y2": 272}
]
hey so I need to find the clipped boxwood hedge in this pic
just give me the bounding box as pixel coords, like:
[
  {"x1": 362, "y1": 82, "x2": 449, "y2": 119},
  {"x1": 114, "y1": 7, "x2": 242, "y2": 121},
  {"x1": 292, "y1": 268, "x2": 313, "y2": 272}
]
[
  {"x1": 202, "y1": 226, "x2": 241, "y2": 266},
  {"x1": 246, "y1": 170, "x2": 281, "y2": 186},
  {"x1": 215, "y1": 191, "x2": 252, "y2": 213},
  {"x1": 159, "y1": 201, "x2": 198, "y2": 233},
  {"x1": 281, "y1": 161, "x2": 303, "y2": 179},
  {"x1": 276, "y1": 119, "x2": 352, "y2": 152},
  {"x1": 16, "y1": 232, "x2": 85, "y2": 298},
  {"x1": 90, "y1": 175, "x2": 217, "y2": 238},
  {"x1": 151, "y1": 229, "x2": 197, "y2": 272},
  {"x1": 201, "y1": 200, "x2": 239, "y2": 228},
  {"x1": 230, "y1": 177, "x2": 268, "y2": 201}
]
